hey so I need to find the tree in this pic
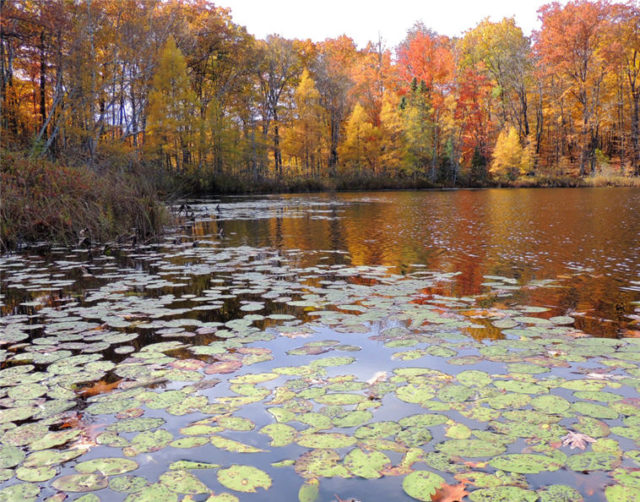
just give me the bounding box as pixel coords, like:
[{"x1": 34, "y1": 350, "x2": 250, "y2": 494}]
[
  {"x1": 460, "y1": 18, "x2": 533, "y2": 138},
  {"x1": 256, "y1": 35, "x2": 300, "y2": 176},
  {"x1": 312, "y1": 36, "x2": 358, "y2": 176},
  {"x1": 491, "y1": 126, "x2": 526, "y2": 179},
  {"x1": 535, "y1": 0, "x2": 613, "y2": 175},
  {"x1": 339, "y1": 103, "x2": 377, "y2": 174},
  {"x1": 146, "y1": 35, "x2": 198, "y2": 172},
  {"x1": 379, "y1": 91, "x2": 406, "y2": 175},
  {"x1": 283, "y1": 69, "x2": 326, "y2": 175}
]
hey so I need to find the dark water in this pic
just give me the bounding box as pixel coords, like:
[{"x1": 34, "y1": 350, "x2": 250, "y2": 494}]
[{"x1": 0, "y1": 188, "x2": 639, "y2": 502}]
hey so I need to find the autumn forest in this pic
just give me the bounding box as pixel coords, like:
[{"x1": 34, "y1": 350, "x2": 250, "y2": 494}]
[{"x1": 2, "y1": 0, "x2": 640, "y2": 246}]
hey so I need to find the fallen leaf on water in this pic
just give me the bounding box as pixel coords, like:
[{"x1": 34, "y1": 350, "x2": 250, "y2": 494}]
[
  {"x1": 561, "y1": 431, "x2": 596, "y2": 450},
  {"x1": 78, "y1": 379, "x2": 123, "y2": 397},
  {"x1": 430, "y1": 481, "x2": 469, "y2": 502}
]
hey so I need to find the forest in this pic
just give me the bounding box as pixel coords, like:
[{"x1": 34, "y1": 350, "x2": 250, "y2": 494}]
[{"x1": 2, "y1": 0, "x2": 640, "y2": 246}]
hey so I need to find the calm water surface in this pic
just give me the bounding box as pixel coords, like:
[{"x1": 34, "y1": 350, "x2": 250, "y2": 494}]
[
  {"x1": 0, "y1": 188, "x2": 639, "y2": 502},
  {"x1": 200, "y1": 188, "x2": 640, "y2": 336}
]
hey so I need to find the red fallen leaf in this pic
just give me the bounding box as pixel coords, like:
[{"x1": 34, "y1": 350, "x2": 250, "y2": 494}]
[
  {"x1": 204, "y1": 360, "x2": 243, "y2": 374},
  {"x1": 431, "y1": 481, "x2": 469, "y2": 502},
  {"x1": 623, "y1": 329, "x2": 640, "y2": 338},
  {"x1": 78, "y1": 379, "x2": 122, "y2": 397}
]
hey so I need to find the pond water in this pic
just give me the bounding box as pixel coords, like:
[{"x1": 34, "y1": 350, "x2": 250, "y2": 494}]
[{"x1": 1, "y1": 188, "x2": 640, "y2": 502}]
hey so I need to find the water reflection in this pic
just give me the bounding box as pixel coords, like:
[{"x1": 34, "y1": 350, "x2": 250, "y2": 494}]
[{"x1": 189, "y1": 188, "x2": 640, "y2": 337}]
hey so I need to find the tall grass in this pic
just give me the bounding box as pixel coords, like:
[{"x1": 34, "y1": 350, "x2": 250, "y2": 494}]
[{"x1": 0, "y1": 151, "x2": 168, "y2": 251}]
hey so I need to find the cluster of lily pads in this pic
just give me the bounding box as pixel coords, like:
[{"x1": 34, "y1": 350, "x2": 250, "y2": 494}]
[{"x1": 0, "y1": 218, "x2": 640, "y2": 501}]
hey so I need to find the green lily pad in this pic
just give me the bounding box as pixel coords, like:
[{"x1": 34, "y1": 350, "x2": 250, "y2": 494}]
[
  {"x1": 456, "y1": 370, "x2": 492, "y2": 387},
  {"x1": 537, "y1": 484, "x2": 583, "y2": 502},
  {"x1": 0, "y1": 445, "x2": 25, "y2": 469},
  {"x1": 52, "y1": 473, "x2": 109, "y2": 492},
  {"x1": 531, "y1": 394, "x2": 571, "y2": 413},
  {"x1": 170, "y1": 436, "x2": 209, "y2": 449},
  {"x1": 76, "y1": 458, "x2": 139, "y2": 476},
  {"x1": 107, "y1": 418, "x2": 165, "y2": 434},
  {"x1": 573, "y1": 402, "x2": 619, "y2": 420},
  {"x1": 259, "y1": 423, "x2": 297, "y2": 447},
  {"x1": 605, "y1": 484, "x2": 640, "y2": 501},
  {"x1": 23, "y1": 448, "x2": 82, "y2": 468},
  {"x1": 399, "y1": 414, "x2": 449, "y2": 427},
  {"x1": 30, "y1": 429, "x2": 80, "y2": 451},
  {"x1": 566, "y1": 452, "x2": 617, "y2": 471},
  {"x1": 332, "y1": 410, "x2": 374, "y2": 428},
  {"x1": 109, "y1": 475, "x2": 150, "y2": 493},
  {"x1": 217, "y1": 416, "x2": 255, "y2": 431},
  {"x1": 159, "y1": 469, "x2": 209, "y2": 494},
  {"x1": 438, "y1": 439, "x2": 506, "y2": 457},
  {"x1": 1, "y1": 423, "x2": 48, "y2": 446},
  {"x1": 314, "y1": 393, "x2": 365, "y2": 405},
  {"x1": 354, "y1": 421, "x2": 402, "y2": 440},
  {"x1": 0, "y1": 483, "x2": 40, "y2": 502},
  {"x1": 217, "y1": 465, "x2": 272, "y2": 493},
  {"x1": 297, "y1": 433, "x2": 356, "y2": 449},
  {"x1": 294, "y1": 449, "x2": 351, "y2": 479},
  {"x1": 123, "y1": 483, "x2": 178, "y2": 502},
  {"x1": 396, "y1": 384, "x2": 435, "y2": 403},
  {"x1": 402, "y1": 470, "x2": 446, "y2": 501},
  {"x1": 15, "y1": 466, "x2": 56, "y2": 482},
  {"x1": 344, "y1": 448, "x2": 391, "y2": 479},
  {"x1": 298, "y1": 478, "x2": 319, "y2": 502},
  {"x1": 125, "y1": 430, "x2": 173, "y2": 456},
  {"x1": 490, "y1": 454, "x2": 563, "y2": 474},
  {"x1": 469, "y1": 486, "x2": 538, "y2": 501},
  {"x1": 210, "y1": 436, "x2": 266, "y2": 453}
]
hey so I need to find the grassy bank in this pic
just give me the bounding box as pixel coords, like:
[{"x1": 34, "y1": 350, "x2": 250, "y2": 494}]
[{"x1": 0, "y1": 152, "x2": 168, "y2": 251}]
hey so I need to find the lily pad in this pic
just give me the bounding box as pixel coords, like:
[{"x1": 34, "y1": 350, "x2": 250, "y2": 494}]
[
  {"x1": 123, "y1": 483, "x2": 178, "y2": 502},
  {"x1": 297, "y1": 433, "x2": 357, "y2": 449},
  {"x1": 76, "y1": 458, "x2": 139, "y2": 476},
  {"x1": 52, "y1": 473, "x2": 109, "y2": 492},
  {"x1": 490, "y1": 454, "x2": 563, "y2": 474},
  {"x1": 217, "y1": 465, "x2": 272, "y2": 493},
  {"x1": 259, "y1": 423, "x2": 297, "y2": 447},
  {"x1": 469, "y1": 486, "x2": 538, "y2": 501},
  {"x1": 344, "y1": 448, "x2": 391, "y2": 479},
  {"x1": 109, "y1": 475, "x2": 150, "y2": 493},
  {"x1": 566, "y1": 452, "x2": 617, "y2": 471},
  {"x1": 159, "y1": 469, "x2": 209, "y2": 494},
  {"x1": 0, "y1": 483, "x2": 40, "y2": 502},
  {"x1": 402, "y1": 470, "x2": 446, "y2": 501},
  {"x1": 210, "y1": 436, "x2": 266, "y2": 453},
  {"x1": 438, "y1": 439, "x2": 506, "y2": 458},
  {"x1": 0, "y1": 445, "x2": 25, "y2": 469}
]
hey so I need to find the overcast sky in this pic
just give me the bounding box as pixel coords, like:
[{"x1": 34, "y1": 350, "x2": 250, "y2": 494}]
[{"x1": 217, "y1": 0, "x2": 569, "y2": 49}]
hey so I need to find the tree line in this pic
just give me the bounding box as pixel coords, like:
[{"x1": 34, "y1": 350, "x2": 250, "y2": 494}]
[{"x1": 2, "y1": 0, "x2": 639, "y2": 186}]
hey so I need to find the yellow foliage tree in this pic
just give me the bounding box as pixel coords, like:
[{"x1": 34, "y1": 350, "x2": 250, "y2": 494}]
[
  {"x1": 146, "y1": 36, "x2": 199, "y2": 172},
  {"x1": 379, "y1": 91, "x2": 406, "y2": 175},
  {"x1": 339, "y1": 103, "x2": 378, "y2": 174},
  {"x1": 491, "y1": 126, "x2": 527, "y2": 179},
  {"x1": 283, "y1": 69, "x2": 326, "y2": 175}
]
